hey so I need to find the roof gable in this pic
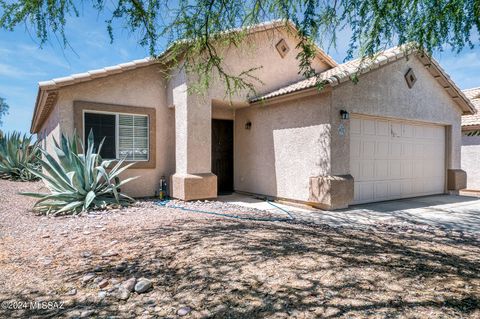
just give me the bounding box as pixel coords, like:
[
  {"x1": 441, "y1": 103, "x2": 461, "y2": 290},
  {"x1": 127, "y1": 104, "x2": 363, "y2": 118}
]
[
  {"x1": 251, "y1": 46, "x2": 476, "y2": 116},
  {"x1": 31, "y1": 20, "x2": 337, "y2": 133}
]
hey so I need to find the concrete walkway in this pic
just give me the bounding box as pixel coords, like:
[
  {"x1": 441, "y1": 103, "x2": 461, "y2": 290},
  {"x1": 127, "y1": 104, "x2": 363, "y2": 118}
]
[{"x1": 218, "y1": 193, "x2": 480, "y2": 234}]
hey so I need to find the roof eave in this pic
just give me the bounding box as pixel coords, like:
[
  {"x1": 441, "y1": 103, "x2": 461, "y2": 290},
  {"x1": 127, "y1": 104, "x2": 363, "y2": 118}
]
[
  {"x1": 251, "y1": 49, "x2": 476, "y2": 115},
  {"x1": 418, "y1": 54, "x2": 476, "y2": 115},
  {"x1": 30, "y1": 88, "x2": 45, "y2": 134}
]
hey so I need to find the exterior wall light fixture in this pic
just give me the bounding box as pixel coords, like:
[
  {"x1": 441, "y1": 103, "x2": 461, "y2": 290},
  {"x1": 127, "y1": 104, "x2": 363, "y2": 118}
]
[
  {"x1": 245, "y1": 121, "x2": 252, "y2": 130},
  {"x1": 340, "y1": 110, "x2": 350, "y2": 120}
]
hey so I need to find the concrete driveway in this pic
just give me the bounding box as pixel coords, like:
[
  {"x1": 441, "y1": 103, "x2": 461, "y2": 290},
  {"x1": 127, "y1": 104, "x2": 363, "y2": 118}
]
[{"x1": 219, "y1": 193, "x2": 480, "y2": 234}]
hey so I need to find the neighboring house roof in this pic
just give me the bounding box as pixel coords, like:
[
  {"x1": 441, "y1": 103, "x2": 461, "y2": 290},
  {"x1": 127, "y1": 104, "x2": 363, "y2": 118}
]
[
  {"x1": 30, "y1": 20, "x2": 337, "y2": 133},
  {"x1": 462, "y1": 87, "x2": 480, "y2": 128},
  {"x1": 250, "y1": 46, "x2": 476, "y2": 116}
]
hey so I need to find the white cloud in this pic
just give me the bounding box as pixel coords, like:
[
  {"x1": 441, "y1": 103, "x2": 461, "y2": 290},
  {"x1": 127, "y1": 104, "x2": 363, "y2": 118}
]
[
  {"x1": 16, "y1": 43, "x2": 72, "y2": 69},
  {"x1": 0, "y1": 63, "x2": 46, "y2": 79}
]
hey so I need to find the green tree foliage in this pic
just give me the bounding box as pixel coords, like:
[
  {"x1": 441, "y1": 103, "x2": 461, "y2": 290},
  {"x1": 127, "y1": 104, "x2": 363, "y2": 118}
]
[
  {"x1": 0, "y1": 96, "x2": 9, "y2": 128},
  {"x1": 1, "y1": 0, "x2": 479, "y2": 97}
]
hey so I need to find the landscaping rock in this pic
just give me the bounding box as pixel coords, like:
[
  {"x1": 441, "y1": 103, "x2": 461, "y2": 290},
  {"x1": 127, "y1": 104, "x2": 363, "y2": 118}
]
[
  {"x1": 98, "y1": 279, "x2": 109, "y2": 289},
  {"x1": 102, "y1": 250, "x2": 119, "y2": 257},
  {"x1": 80, "y1": 251, "x2": 92, "y2": 258},
  {"x1": 116, "y1": 288, "x2": 131, "y2": 300},
  {"x1": 122, "y1": 278, "x2": 137, "y2": 292},
  {"x1": 115, "y1": 262, "x2": 127, "y2": 272},
  {"x1": 110, "y1": 278, "x2": 120, "y2": 285},
  {"x1": 81, "y1": 273, "x2": 95, "y2": 283},
  {"x1": 134, "y1": 278, "x2": 152, "y2": 293},
  {"x1": 177, "y1": 306, "x2": 192, "y2": 316},
  {"x1": 98, "y1": 291, "x2": 107, "y2": 299},
  {"x1": 80, "y1": 310, "x2": 95, "y2": 318},
  {"x1": 65, "y1": 288, "x2": 77, "y2": 296}
]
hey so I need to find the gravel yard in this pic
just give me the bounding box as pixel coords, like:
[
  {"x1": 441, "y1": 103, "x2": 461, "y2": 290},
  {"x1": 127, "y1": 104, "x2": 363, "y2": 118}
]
[{"x1": 0, "y1": 179, "x2": 479, "y2": 319}]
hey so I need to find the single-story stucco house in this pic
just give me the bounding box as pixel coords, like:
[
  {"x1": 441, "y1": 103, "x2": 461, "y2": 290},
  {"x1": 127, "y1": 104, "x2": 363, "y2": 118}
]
[
  {"x1": 461, "y1": 87, "x2": 480, "y2": 191},
  {"x1": 30, "y1": 21, "x2": 476, "y2": 210}
]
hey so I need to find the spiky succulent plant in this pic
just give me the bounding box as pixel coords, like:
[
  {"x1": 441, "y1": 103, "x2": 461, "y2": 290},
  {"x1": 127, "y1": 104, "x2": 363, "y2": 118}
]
[
  {"x1": 0, "y1": 131, "x2": 40, "y2": 181},
  {"x1": 22, "y1": 131, "x2": 137, "y2": 215}
]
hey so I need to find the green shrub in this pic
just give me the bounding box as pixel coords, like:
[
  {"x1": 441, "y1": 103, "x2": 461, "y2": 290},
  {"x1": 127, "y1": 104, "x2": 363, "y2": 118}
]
[
  {"x1": 22, "y1": 132, "x2": 137, "y2": 215},
  {"x1": 0, "y1": 131, "x2": 40, "y2": 181}
]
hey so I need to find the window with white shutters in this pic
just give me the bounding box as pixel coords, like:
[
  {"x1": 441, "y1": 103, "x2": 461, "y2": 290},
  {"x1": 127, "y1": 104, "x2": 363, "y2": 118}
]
[
  {"x1": 118, "y1": 114, "x2": 149, "y2": 161},
  {"x1": 83, "y1": 111, "x2": 149, "y2": 161}
]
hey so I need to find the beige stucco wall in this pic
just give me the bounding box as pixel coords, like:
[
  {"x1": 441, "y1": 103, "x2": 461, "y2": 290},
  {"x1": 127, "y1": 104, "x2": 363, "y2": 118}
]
[
  {"x1": 163, "y1": 26, "x2": 334, "y2": 200},
  {"x1": 37, "y1": 103, "x2": 62, "y2": 156},
  {"x1": 181, "y1": 28, "x2": 332, "y2": 105},
  {"x1": 38, "y1": 64, "x2": 175, "y2": 197},
  {"x1": 212, "y1": 104, "x2": 235, "y2": 120},
  {"x1": 330, "y1": 56, "x2": 463, "y2": 176},
  {"x1": 462, "y1": 135, "x2": 480, "y2": 190},
  {"x1": 234, "y1": 93, "x2": 331, "y2": 202}
]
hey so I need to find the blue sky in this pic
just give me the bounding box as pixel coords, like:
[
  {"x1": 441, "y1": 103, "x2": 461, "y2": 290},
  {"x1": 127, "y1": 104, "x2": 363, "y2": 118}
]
[{"x1": 0, "y1": 9, "x2": 479, "y2": 135}]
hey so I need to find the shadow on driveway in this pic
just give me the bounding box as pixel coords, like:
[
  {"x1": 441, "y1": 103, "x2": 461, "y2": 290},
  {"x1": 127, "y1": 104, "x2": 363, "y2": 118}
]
[{"x1": 321, "y1": 195, "x2": 480, "y2": 234}]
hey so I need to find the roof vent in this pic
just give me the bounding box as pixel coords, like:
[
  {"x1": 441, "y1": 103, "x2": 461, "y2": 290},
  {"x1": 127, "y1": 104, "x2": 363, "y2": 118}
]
[
  {"x1": 405, "y1": 68, "x2": 417, "y2": 88},
  {"x1": 275, "y1": 39, "x2": 290, "y2": 58}
]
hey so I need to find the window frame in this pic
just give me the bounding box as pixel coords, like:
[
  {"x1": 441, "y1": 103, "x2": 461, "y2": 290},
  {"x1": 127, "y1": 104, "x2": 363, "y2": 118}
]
[{"x1": 82, "y1": 110, "x2": 150, "y2": 162}]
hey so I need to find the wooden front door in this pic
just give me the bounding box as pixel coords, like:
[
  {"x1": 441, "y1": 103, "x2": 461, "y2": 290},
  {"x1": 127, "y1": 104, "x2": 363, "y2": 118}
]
[{"x1": 212, "y1": 119, "x2": 234, "y2": 194}]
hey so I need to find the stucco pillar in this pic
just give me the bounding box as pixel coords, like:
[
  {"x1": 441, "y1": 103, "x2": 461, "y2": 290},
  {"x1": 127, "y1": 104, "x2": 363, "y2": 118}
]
[
  {"x1": 170, "y1": 81, "x2": 217, "y2": 200},
  {"x1": 308, "y1": 100, "x2": 354, "y2": 210}
]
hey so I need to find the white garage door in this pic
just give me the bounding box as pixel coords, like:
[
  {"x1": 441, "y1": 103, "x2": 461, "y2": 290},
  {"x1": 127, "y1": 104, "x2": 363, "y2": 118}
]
[{"x1": 350, "y1": 116, "x2": 445, "y2": 204}]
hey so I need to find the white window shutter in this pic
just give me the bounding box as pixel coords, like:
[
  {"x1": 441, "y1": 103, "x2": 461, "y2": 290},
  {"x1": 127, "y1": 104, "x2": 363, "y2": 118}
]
[{"x1": 118, "y1": 114, "x2": 149, "y2": 161}]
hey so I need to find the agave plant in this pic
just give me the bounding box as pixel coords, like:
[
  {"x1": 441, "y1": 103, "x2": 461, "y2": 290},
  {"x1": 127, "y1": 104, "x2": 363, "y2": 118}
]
[
  {"x1": 22, "y1": 131, "x2": 137, "y2": 215},
  {"x1": 0, "y1": 131, "x2": 40, "y2": 181}
]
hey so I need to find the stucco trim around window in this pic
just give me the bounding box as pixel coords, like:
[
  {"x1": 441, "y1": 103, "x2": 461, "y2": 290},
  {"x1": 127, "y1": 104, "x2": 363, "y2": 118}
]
[{"x1": 73, "y1": 100, "x2": 156, "y2": 169}]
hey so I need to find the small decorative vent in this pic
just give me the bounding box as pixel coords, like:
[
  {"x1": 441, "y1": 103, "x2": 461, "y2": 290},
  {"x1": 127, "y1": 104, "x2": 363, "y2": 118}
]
[
  {"x1": 275, "y1": 39, "x2": 290, "y2": 58},
  {"x1": 405, "y1": 68, "x2": 417, "y2": 88}
]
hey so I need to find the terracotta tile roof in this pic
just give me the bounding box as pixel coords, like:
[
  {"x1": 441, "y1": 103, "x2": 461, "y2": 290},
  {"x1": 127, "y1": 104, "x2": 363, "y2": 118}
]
[
  {"x1": 250, "y1": 46, "x2": 476, "y2": 117},
  {"x1": 250, "y1": 46, "x2": 407, "y2": 102},
  {"x1": 38, "y1": 58, "x2": 158, "y2": 90},
  {"x1": 36, "y1": 21, "x2": 337, "y2": 92},
  {"x1": 462, "y1": 87, "x2": 480, "y2": 127}
]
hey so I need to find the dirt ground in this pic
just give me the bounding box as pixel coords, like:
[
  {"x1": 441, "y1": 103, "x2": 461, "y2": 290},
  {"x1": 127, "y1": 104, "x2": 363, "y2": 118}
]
[{"x1": 0, "y1": 179, "x2": 479, "y2": 319}]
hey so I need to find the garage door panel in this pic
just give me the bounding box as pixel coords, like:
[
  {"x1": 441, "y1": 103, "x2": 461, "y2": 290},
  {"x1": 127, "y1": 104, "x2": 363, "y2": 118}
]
[
  {"x1": 354, "y1": 182, "x2": 374, "y2": 202},
  {"x1": 376, "y1": 120, "x2": 389, "y2": 136},
  {"x1": 401, "y1": 160, "x2": 413, "y2": 178},
  {"x1": 389, "y1": 181, "x2": 402, "y2": 198},
  {"x1": 363, "y1": 119, "x2": 376, "y2": 135},
  {"x1": 402, "y1": 143, "x2": 413, "y2": 158},
  {"x1": 403, "y1": 124, "x2": 414, "y2": 138},
  {"x1": 363, "y1": 141, "x2": 376, "y2": 159},
  {"x1": 351, "y1": 118, "x2": 361, "y2": 134},
  {"x1": 401, "y1": 181, "x2": 413, "y2": 196},
  {"x1": 391, "y1": 123, "x2": 402, "y2": 138},
  {"x1": 390, "y1": 143, "x2": 402, "y2": 158},
  {"x1": 350, "y1": 116, "x2": 445, "y2": 204},
  {"x1": 375, "y1": 182, "x2": 389, "y2": 199},
  {"x1": 414, "y1": 126, "x2": 424, "y2": 138},
  {"x1": 361, "y1": 161, "x2": 375, "y2": 181},
  {"x1": 389, "y1": 160, "x2": 402, "y2": 179},
  {"x1": 413, "y1": 144, "x2": 424, "y2": 158},
  {"x1": 375, "y1": 160, "x2": 389, "y2": 179},
  {"x1": 376, "y1": 141, "x2": 389, "y2": 159}
]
